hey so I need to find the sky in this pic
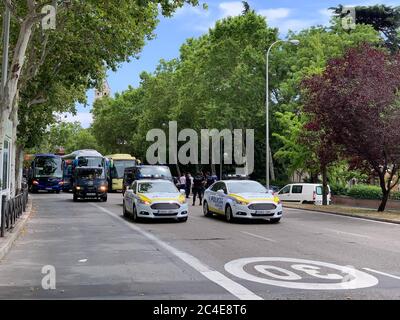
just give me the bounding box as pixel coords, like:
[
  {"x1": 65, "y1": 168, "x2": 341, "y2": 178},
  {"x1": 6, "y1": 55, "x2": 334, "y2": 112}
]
[{"x1": 63, "y1": 0, "x2": 397, "y2": 128}]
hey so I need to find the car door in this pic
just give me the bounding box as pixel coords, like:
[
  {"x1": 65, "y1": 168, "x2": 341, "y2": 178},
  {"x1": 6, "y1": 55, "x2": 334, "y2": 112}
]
[
  {"x1": 125, "y1": 181, "x2": 137, "y2": 213},
  {"x1": 208, "y1": 182, "x2": 223, "y2": 212},
  {"x1": 214, "y1": 182, "x2": 227, "y2": 213},
  {"x1": 278, "y1": 185, "x2": 291, "y2": 202},
  {"x1": 290, "y1": 185, "x2": 304, "y2": 203}
]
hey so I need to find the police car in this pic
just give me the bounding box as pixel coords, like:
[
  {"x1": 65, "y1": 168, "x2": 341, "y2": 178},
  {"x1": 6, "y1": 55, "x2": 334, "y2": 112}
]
[
  {"x1": 123, "y1": 179, "x2": 188, "y2": 222},
  {"x1": 203, "y1": 180, "x2": 283, "y2": 223}
]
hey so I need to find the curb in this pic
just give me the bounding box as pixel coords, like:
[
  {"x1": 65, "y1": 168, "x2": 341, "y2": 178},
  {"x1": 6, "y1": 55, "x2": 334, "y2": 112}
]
[
  {"x1": 0, "y1": 197, "x2": 33, "y2": 261},
  {"x1": 285, "y1": 205, "x2": 400, "y2": 225}
]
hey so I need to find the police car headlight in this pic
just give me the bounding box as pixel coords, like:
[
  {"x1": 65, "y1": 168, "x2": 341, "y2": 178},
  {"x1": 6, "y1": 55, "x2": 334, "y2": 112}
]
[
  {"x1": 99, "y1": 185, "x2": 107, "y2": 192},
  {"x1": 274, "y1": 196, "x2": 281, "y2": 204},
  {"x1": 233, "y1": 198, "x2": 249, "y2": 206},
  {"x1": 76, "y1": 186, "x2": 81, "y2": 190},
  {"x1": 178, "y1": 195, "x2": 186, "y2": 204},
  {"x1": 139, "y1": 199, "x2": 151, "y2": 205}
]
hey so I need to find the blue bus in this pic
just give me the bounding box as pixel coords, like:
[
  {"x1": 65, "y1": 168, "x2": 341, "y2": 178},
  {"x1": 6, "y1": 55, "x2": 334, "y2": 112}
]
[
  {"x1": 29, "y1": 154, "x2": 63, "y2": 193},
  {"x1": 62, "y1": 150, "x2": 107, "y2": 191}
]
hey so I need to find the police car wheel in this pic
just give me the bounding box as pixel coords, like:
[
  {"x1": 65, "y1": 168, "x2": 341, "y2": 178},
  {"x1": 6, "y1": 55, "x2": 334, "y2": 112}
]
[
  {"x1": 132, "y1": 205, "x2": 139, "y2": 222},
  {"x1": 225, "y1": 205, "x2": 235, "y2": 223},
  {"x1": 123, "y1": 201, "x2": 129, "y2": 218},
  {"x1": 203, "y1": 201, "x2": 212, "y2": 217}
]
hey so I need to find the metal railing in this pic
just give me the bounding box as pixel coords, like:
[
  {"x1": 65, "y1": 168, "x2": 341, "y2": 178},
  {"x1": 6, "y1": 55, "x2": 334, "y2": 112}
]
[{"x1": 1, "y1": 188, "x2": 29, "y2": 237}]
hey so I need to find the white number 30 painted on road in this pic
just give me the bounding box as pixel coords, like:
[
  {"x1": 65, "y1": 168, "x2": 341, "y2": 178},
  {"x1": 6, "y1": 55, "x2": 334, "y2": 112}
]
[{"x1": 225, "y1": 257, "x2": 378, "y2": 290}]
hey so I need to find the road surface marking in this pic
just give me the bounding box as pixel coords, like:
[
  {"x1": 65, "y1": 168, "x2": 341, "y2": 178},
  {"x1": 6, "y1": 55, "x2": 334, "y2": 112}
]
[
  {"x1": 323, "y1": 228, "x2": 371, "y2": 239},
  {"x1": 363, "y1": 268, "x2": 400, "y2": 280},
  {"x1": 92, "y1": 203, "x2": 262, "y2": 300},
  {"x1": 285, "y1": 208, "x2": 399, "y2": 226},
  {"x1": 225, "y1": 257, "x2": 378, "y2": 290},
  {"x1": 240, "y1": 231, "x2": 277, "y2": 243}
]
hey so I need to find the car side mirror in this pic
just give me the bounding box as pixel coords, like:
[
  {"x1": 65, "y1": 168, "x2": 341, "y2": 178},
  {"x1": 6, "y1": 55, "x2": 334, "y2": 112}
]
[{"x1": 217, "y1": 189, "x2": 225, "y2": 195}]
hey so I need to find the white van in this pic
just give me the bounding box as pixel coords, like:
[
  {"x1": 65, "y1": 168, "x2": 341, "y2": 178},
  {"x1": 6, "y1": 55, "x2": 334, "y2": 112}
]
[{"x1": 277, "y1": 183, "x2": 331, "y2": 205}]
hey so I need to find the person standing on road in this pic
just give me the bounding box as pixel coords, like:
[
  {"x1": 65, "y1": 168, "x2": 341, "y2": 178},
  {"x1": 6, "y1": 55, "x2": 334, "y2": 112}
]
[
  {"x1": 192, "y1": 172, "x2": 206, "y2": 206},
  {"x1": 179, "y1": 173, "x2": 186, "y2": 190},
  {"x1": 205, "y1": 171, "x2": 215, "y2": 189},
  {"x1": 185, "y1": 172, "x2": 192, "y2": 198}
]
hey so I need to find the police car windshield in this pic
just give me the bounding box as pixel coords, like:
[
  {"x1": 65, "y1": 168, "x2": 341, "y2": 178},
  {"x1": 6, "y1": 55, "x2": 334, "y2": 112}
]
[
  {"x1": 138, "y1": 182, "x2": 177, "y2": 194},
  {"x1": 228, "y1": 181, "x2": 267, "y2": 194},
  {"x1": 139, "y1": 167, "x2": 171, "y2": 178}
]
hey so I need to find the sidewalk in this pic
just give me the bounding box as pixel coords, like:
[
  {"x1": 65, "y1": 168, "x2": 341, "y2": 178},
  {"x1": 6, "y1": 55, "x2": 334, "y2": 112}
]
[
  {"x1": 284, "y1": 203, "x2": 400, "y2": 225},
  {"x1": 0, "y1": 198, "x2": 33, "y2": 261}
]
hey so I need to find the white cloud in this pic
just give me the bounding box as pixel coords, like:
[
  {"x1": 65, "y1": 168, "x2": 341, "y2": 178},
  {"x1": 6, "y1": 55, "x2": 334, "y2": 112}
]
[
  {"x1": 258, "y1": 8, "x2": 291, "y2": 23},
  {"x1": 60, "y1": 112, "x2": 93, "y2": 129},
  {"x1": 175, "y1": 4, "x2": 209, "y2": 17},
  {"x1": 219, "y1": 2, "x2": 243, "y2": 18}
]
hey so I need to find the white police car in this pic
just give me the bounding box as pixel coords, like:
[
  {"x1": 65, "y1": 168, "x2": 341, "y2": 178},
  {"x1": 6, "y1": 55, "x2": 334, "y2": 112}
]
[
  {"x1": 123, "y1": 179, "x2": 188, "y2": 222},
  {"x1": 203, "y1": 180, "x2": 283, "y2": 223}
]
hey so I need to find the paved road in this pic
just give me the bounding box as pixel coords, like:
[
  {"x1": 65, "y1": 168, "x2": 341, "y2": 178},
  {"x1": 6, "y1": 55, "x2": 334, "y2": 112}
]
[{"x1": 0, "y1": 192, "x2": 399, "y2": 299}]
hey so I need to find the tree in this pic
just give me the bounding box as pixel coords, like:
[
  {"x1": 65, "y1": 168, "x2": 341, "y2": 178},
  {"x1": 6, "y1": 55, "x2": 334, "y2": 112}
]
[
  {"x1": 302, "y1": 44, "x2": 400, "y2": 212},
  {"x1": 272, "y1": 23, "x2": 380, "y2": 181},
  {"x1": 92, "y1": 87, "x2": 144, "y2": 155},
  {"x1": 331, "y1": 4, "x2": 400, "y2": 52},
  {"x1": 29, "y1": 121, "x2": 99, "y2": 155},
  {"x1": 0, "y1": 0, "x2": 199, "y2": 194}
]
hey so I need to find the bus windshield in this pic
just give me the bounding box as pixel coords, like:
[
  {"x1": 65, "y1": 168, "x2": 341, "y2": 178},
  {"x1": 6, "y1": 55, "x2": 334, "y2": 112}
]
[
  {"x1": 112, "y1": 160, "x2": 137, "y2": 179},
  {"x1": 76, "y1": 168, "x2": 104, "y2": 180},
  {"x1": 34, "y1": 157, "x2": 63, "y2": 178}
]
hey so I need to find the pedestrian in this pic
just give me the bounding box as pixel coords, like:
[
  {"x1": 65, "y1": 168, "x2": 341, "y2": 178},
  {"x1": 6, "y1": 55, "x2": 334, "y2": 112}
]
[
  {"x1": 192, "y1": 172, "x2": 206, "y2": 206},
  {"x1": 205, "y1": 171, "x2": 215, "y2": 189},
  {"x1": 179, "y1": 173, "x2": 186, "y2": 190},
  {"x1": 185, "y1": 172, "x2": 192, "y2": 198}
]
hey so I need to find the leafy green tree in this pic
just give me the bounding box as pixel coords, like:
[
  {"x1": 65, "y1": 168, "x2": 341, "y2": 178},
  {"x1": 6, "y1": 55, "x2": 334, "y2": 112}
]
[
  {"x1": 0, "y1": 0, "x2": 200, "y2": 193},
  {"x1": 272, "y1": 23, "x2": 380, "y2": 180},
  {"x1": 331, "y1": 4, "x2": 400, "y2": 52}
]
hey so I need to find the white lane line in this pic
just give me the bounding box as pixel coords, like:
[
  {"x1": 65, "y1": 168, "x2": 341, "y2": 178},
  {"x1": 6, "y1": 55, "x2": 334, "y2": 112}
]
[
  {"x1": 91, "y1": 203, "x2": 262, "y2": 300},
  {"x1": 323, "y1": 228, "x2": 371, "y2": 239},
  {"x1": 285, "y1": 207, "x2": 399, "y2": 226},
  {"x1": 363, "y1": 268, "x2": 400, "y2": 280},
  {"x1": 240, "y1": 231, "x2": 277, "y2": 243}
]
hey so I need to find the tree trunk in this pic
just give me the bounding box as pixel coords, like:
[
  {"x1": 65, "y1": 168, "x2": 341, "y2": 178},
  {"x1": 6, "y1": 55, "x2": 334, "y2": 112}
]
[
  {"x1": 377, "y1": 172, "x2": 389, "y2": 212},
  {"x1": 322, "y1": 164, "x2": 328, "y2": 206},
  {"x1": 0, "y1": 16, "x2": 36, "y2": 194},
  {"x1": 15, "y1": 146, "x2": 24, "y2": 194},
  {"x1": 378, "y1": 190, "x2": 390, "y2": 212}
]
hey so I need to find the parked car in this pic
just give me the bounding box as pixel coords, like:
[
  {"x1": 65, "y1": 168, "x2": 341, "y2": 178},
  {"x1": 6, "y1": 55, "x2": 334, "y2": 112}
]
[{"x1": 277, "y1": 183, "x2": 331, "y2": 205}]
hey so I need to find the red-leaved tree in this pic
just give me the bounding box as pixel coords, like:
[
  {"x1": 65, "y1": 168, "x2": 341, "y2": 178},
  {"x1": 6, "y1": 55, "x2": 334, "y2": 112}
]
[{"x1": 302, "y1": 44, "x2": 400, "y2": 212}]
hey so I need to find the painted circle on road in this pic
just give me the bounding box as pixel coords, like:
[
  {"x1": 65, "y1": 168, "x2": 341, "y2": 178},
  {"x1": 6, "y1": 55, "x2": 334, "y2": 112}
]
[{"x1": 225, "y1": 257, "x2": 378, "y2": 290}]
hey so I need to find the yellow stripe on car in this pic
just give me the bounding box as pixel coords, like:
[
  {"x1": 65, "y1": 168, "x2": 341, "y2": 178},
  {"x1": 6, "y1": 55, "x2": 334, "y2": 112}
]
[
  {"x1": 228, "y1": 194, "x2": 280, "y2": 204},
  {"x1": 138, "y1": 193, "x2": 181, "y2": 204}
]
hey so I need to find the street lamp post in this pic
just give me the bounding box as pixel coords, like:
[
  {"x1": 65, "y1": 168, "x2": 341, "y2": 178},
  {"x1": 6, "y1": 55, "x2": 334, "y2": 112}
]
[{"x1": 265, "y1": 39, "x2": 300, "y2": 190}]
